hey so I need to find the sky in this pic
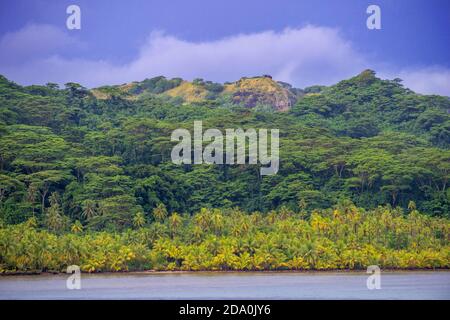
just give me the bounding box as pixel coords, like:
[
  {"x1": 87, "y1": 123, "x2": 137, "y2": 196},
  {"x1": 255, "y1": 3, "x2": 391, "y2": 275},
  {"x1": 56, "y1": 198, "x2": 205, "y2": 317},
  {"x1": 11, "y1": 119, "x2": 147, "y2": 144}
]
[{"x1": 0, "y1": 0, "x2": 449, "y2": 95}]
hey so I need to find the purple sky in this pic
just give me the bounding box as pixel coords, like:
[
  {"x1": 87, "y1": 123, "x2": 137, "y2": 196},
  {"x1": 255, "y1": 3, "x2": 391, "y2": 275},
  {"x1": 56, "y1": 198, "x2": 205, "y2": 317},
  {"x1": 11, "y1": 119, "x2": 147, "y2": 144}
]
[{"x1": 0, "y1": 0, "x2": 449, "y2": 95}]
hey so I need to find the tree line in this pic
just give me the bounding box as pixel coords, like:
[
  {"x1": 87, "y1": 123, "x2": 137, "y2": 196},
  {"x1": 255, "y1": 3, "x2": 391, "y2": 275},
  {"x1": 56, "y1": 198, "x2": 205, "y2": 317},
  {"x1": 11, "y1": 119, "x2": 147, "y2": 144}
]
[{"x1": 0, "y1": 205, "x2": 448, "y2": 272}]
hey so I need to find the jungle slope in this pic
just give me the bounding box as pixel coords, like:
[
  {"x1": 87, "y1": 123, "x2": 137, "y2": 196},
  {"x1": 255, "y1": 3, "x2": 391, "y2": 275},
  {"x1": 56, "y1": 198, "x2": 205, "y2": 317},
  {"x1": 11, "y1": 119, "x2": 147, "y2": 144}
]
[{"x1": 0, "y1": 70, "x2": 449, "y2": 272}]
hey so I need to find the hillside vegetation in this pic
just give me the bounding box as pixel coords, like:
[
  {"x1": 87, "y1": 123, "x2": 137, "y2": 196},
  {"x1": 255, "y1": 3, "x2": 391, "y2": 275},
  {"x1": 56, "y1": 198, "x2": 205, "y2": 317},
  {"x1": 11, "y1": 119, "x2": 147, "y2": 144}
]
[{"x1": 0, "y1": 70, "x2": 449, "y2": 272}]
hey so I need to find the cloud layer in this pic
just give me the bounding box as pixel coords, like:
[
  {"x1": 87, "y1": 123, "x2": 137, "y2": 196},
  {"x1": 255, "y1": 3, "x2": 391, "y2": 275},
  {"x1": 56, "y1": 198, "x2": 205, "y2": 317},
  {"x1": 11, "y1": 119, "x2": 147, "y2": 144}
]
[
  {"x1": 0, "y1": 24, "x2": 82, "y2": 64},
  {"x1": 0, "y1": 24, "x2": 449, "y2": 96},
  {"x1": 396, "y1": 67, "x2": 450, "y2": 96}
]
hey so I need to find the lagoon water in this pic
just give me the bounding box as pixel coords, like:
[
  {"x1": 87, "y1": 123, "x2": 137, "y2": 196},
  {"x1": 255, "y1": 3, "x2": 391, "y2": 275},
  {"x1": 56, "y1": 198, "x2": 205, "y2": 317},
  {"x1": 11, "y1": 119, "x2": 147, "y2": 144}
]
[{"x1": 0, "y1": 271, "x2": 449, "y2": 300}]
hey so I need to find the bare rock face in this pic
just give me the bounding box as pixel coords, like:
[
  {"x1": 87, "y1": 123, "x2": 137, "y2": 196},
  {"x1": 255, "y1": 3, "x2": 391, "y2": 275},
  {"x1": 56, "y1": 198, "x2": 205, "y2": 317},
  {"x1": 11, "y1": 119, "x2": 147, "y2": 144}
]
[{"x1": 223, "y1": 76, "x2": 298, "y2": 111}]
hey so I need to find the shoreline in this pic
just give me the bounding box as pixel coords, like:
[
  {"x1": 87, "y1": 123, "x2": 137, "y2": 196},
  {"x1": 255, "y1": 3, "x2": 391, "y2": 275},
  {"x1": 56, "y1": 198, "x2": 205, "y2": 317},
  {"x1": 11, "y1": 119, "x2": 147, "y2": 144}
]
[{"x1": 1, "y1": 268, "x2": 449, "y2": 277}]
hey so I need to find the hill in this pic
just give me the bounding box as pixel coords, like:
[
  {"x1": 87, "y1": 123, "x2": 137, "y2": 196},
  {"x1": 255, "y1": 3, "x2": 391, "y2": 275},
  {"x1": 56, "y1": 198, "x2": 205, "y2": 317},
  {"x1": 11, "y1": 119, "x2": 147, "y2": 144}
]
[
  {"x1": 0, "y1": 71, "x2": 449, "y2": 272},
  {"x1": 90, "y1": 75, "x2": 303, "y2": 111},
  {"x1": 0, "y1": 70, "x2": 449, "y2": 227}
]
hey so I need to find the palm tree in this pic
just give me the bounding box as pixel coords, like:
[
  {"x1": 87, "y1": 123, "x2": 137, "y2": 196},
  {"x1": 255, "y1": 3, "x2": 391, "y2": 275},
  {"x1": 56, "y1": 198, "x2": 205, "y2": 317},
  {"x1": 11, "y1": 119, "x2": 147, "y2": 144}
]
[
  {"x1": 192, "y1": 225, "x2": 203, "y2": 241},
  {"x1": 71, "y1": 220, "x2": 83, "y2": 233},
  {"x1": 298, "y1": 198, "x2": 308, "y2": 219},
  {"x1": 408, "y1": 200, "x2": 416, "y2": 212},
  {"x1": 279, "y1": 206, "x2": 292, "y2": 220},
  {"x1": 302, "y1": 241, "x2": 318, "y2": 268},
  {"x1": 81, "y1": 200, "x2": 97, "y2": 220},
  {"x1": 133, "y1": 211, "x2": 146, "y2": 228},
  {"x1": 26, "y1": 183, "x2": 38, "y2": 215},
  {"x1": 46, "y1": 207, "x2": 63, "y2": 232},
  {"x1": 211, "y1": 211, "x2": 224, "y2": 235},
  {"x1": 195, "y1": 208, "x2": 211, "y2": 230},
  {"x1": 250, "y1": 212, "x2": 262, "y2": 225},
  {"x1": 46, "y1": 192, "x2": 64, "y2": 232},
  {"x1": 148, "y1": 222, "x2": 168, "y2": 242},
  {"x1": 169, "y1": 212, "x2": 182, "y2": 235},
  {"x1": 152, "y1": 203, "x2": 168, "y2": 222},
  {"x1": 266, "y1": 211, "x2": 277, "y2": 224},
  {"x1": 25, "y1": 216, "x2": 38, "y2": 229},
  {"x1": 240, "y1": 218, "x2": 250, "y2": 234},
  {"x1": 236, "y1": 252, "x2": 252, "y2": 270}
]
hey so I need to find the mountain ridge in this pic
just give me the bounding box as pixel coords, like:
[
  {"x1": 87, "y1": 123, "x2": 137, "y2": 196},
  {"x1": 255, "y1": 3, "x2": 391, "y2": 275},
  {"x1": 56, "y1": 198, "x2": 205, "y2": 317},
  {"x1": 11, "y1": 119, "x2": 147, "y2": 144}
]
[
  {"x1": 85, "y1": 69, "x2": 449, "y2": 113},
  {"x1": 0, "y1": 70, "x2": 448, "y2": 147},
  {"x1": 91, "y1": 74, "x2": 304, "y2": 111}
]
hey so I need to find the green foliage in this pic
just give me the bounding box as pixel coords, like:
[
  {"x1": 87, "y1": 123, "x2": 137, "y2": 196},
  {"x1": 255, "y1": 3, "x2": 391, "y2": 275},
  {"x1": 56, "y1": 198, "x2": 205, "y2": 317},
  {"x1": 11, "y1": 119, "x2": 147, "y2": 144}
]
[
  {"x1": 152, "y1": 203, "x2": 168, "y2": 222},
  {"x1": 129, "y1": 76, "x2": 183, "y2": 95},
  {"x1": 0, "y1": 206, "x2": 448, "y2": 273},
  {"x1": 291, "y1": 70, "x2": 450, "y2": 147},
  {"x1": 0, "y1": 71, "x2": 449, "y2": 271}
]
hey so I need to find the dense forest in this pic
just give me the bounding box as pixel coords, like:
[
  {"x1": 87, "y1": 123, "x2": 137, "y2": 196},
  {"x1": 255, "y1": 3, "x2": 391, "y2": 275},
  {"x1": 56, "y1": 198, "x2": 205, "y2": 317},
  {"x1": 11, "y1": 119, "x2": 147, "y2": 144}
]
[{"x1": 0, "y1": 70, "x2": 449, "y2": 272}]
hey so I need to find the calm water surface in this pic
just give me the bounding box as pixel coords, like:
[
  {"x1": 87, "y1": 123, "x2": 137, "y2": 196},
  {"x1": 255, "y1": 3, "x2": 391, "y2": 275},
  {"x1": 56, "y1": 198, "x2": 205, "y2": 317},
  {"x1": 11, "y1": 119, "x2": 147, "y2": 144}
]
[{"x1": 0, "y1": 271, "x2": 449, "y2": 299}]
